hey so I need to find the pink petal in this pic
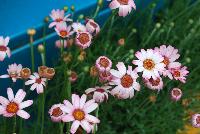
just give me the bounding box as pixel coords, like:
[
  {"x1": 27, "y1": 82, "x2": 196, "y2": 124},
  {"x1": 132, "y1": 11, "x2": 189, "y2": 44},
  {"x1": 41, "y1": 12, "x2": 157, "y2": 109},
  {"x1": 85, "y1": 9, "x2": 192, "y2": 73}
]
[
  {"x1": 6, "y1": 48, "x2": 11, "y2": 58},
  {"x1": 83, "y1": 102, "x2": 98, "y2": 113},
  {"x1": 14, "y1": 89, "x2": 26, "y2": 103},
  {"x1": 0, "y1": 105, "x2": 5, "y2": 115},
  {"x1": 109, "y1": 0, "x2": 120, "y2": 9},
  {"x1": 17, "y1": 110, "x2": 30, "y2": 119},
  {"x1": 85, "y1": 114, "x2": 100, "y2": 124},
  {"x1": 80, "y1": 120, "x2": 92, "y2": 133},
  {"x1": 30, "y1": 83, "x2": 37, "y2": 91},
  {"x1": 116, "y1": 62, "x2": 126, "y2": 75},
  {"x1": 72, "y1": 94, "x2": 80, "y2": 108},
  {"x1": 79, "y1": 94, "x2": 87, "y2": 109},
  {"x1": 62, "y1": 114, "x2": 75, "y2": 122},
  {"x1": 25, "y1": 80, "x2": 35, "y2": 85},
  {"x1": 119, "y1": 6, "x2": 129, "y2": 17},
  {"x1": 0, "y1": 74, "x2": 9, "y2": 78},
  {"x1": 19, "y1": 100, "x2": 33, "y2": 109},
  {"x1": 70, "y1": 120, "x2": 80, "y2": 134},
  {"x1": 0, "y1": 96, "x2": 9, "y2": 106},
  {"x1": 7, "y1": 88, "x2": 14, "y2": 101},
  {"x1": 0, "y1": 52, "x2": 6, "y2": 61}
]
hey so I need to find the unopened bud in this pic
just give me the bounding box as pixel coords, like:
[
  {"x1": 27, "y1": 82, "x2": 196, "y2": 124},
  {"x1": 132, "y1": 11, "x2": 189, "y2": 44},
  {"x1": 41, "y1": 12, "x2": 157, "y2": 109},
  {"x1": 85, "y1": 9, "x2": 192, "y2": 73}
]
[
  {"x1": 188, "y1": 19, "x2": 194, "y2": 24},
  {"x1": 78, "y1": 14, "x2": 84, "y2": 20},
  {"x1": 155, "y1": 23, "x2": 161, "y2": 29},
  {"x1": 64, "y1": 6, "x2": 69, "y2": 12},
  {"x1": 38, "y1": 44, "x2": 45, "y2": 53},
  {"x1": 20, "y1": 68, "x2": 31, "y2": 79},
  {"x1": 98, "y1": 0, "x2": 103, "y2": 6},
  {"x1": 44, "y1": 68, "x2": 55, "y2": 79},
  {"x1": 71, "y1": 5, "x2": 75, "y2": 11},
  {"x1": 27, "y1": 29, "x2": 36, "y2": 36},
  {"x1": 44, "y1": 16, "x2": 50, "y2": 23},
  {"x1": 83, "y1": 66, "x2": 89, "y2": 73},
  {"x1": 38, "y1": 66, "x2": 48, "y2": 77},
  {"x1": 132, "y1": 28, "x2": 137, "y2": 33},
  {"x1": 90, "y1": 66, "x2": 99, "y2": 77},
  {"x1": 118, "y1": 38, "x2": 125, "y2": 46}
]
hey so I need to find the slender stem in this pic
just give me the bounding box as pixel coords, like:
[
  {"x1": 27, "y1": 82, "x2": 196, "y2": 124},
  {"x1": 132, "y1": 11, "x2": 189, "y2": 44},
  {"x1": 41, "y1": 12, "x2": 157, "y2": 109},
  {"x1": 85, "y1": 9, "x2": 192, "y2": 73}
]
[
  {"x1": 143, "y1": 28, "x2": 157, "y2": 47},
  {"x1": 93, "y1": 5, "x2": 100, "y2": 19},
  {"x1": 60, "y1": 38, "x2": 64, "y2": 57},
  {"x1": 41, "y1": 53, "x2": 46, "y2": 66},
  {"x1": 43, "y1": 24, "x2": 47, "y2": 63},
  {"x1": 59, "y1": 123, "x2": 63, "y2": 134},
  {"x1": 13, "y1": 115, "x2": 16, "y2": 133},
  {"x1": 30, "y1": 36, "x2": 35, "y2": 72},
  {"x1": 93, "y1": 106, "x2": 99, "y2": 134},
  {"x1": 40, "y1": 93, "x2": 45, "y2": 134}
]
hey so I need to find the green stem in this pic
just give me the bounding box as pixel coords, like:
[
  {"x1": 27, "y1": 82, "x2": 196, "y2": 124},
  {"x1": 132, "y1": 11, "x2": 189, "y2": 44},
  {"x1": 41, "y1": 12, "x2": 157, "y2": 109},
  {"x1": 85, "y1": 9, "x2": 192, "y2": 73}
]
[
  {"x1": 93, "y1": 106, "x2": 99, "y2": 134},
  {"x1": 41, "y1": 53, "x2": 46, "y2": 66},
  {"x1": 40, "y1": 93, "x2": 45, "y2": 134},
  {"x1": 13, "y1": 115, "x2": 16, "y2": 133},
  {"x1": 143, "y1": 28, "x2": 157, "y2": 47},
  {"x1": 59, "y1": 123, "x2": 63, "y2": 134},
  {"x1": 30, "y1": 36, "x2": 35, "y2": 72},
  {"x1": 43, "y1": 24, "x2": 47, "y2": 63},
  {"x1": 93, "y1": 5, "x2": 100, "y2": 19}
]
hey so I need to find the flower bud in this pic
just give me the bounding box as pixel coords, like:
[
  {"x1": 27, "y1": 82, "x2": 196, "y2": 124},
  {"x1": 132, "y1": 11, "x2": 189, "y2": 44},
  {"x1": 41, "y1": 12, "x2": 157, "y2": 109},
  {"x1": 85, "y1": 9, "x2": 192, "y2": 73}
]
[
  {"x1": 90, "y1": 66, "x2": 99, "y2": 77},
  {"x1": 71, "y1": 5, "x2": 75, "y2": 11},
  {"x1": 98, "y1": 0, "x2": 103, "y2": 6},
  {"x1": 170, "y1": 22, "x2": 175, "y2": 27},
  {"x1": 44, "y1": 68, "x2": 55, "y2": 79},
  {"x1": 188, "y1": 19, "x2": 194, "y2": 24},
  {"x1": 78, "y1": 14, "x2": 84, "y2": 20},
  {"x1": 155, "y1": 23, "x2": 161, "y2": 29},
  {"x1": 44, "y1": 16, "x2": 50, "y2": 23},
  {"x1": 69, "y1": 71, "x2": 78, "y2": 82},
  {"x1": 38, "y1": 44, "x2": 45, "y2": 53},
  {"x1": 149, "y1": 95, "x2": 156, "y2": 103},
  {"x1": 27, "y1": 29, "x2": 36, "y2": 36},
  {"x1": 64, "y1": 6, "x2": 68, "y2": 12},
  {"x1": 38, "y1": 66, "x2": 48, "y2": 77},
  {"x1": 20, "y1": 68, "x2": 31, "y2": 79},
  {"x1": 118, "y1": 38, "x2": 125, "y2": 46},
  {"x1": 131, "y1": 28, "x2": 137, "y2": 33},
  {"x1": 63, "y1": 53, "x2": 72, "y2": 63},
  {"x1": 129, "y1": 49, "x2": 134, "y2": 54},
  {"x1": 186, "y1": 57, "x2": 191, "y2": 63},
  {"x1": 83, "y1": 66, "x2": 90, "y2": 73}
]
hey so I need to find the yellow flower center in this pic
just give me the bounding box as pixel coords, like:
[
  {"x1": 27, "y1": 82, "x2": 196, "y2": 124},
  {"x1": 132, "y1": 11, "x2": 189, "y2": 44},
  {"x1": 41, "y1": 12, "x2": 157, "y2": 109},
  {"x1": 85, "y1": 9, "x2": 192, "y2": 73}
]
[
  {"x1": 143, "y1": 59, "x2": 155, "y2": 70},
  {"x1": 73, "y1": 109, "x2": 85, "y2": 121},
  {"x1": 6, "y1": 102, "x2": 19, "y2": 113}
]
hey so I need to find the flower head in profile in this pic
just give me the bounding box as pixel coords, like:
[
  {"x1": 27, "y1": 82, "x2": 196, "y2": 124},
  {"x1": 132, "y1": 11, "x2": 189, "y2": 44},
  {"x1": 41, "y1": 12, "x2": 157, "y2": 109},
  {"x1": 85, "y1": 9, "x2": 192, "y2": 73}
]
[
  {"x1": 170, "y1": 88, "x2": 182, "y2": 101},
  {"x1": 75, "y1": 32, "x2": 92, "y2": 49},
  {"x1": 25, "y1": 73, "x2": 47, "y2": 94},
  {"x1": 0, "y1": 88, "x2": 33, "y2": 119},
  {"x1": 85, "y1": 86, "x2": 111, "y2": 103},
  {"x1": 72, "y1": 22, "x2": 87, "y2": 33},
  {"x1": 96, "y1": 56, "x2": 112, "y2": 72},
  {"x1": 85, "y1": 19, "x2": 100, "y2": 35},
  {"x1": 0, "y1": 63, "x2": 22, "y2": 82},
  {"x1": 133, "y1": 49, "x2": 165, "y2": 80},
  {"x1": 61, "y1": 94, "x2": 100, "y2": 134},
  {"x1": 109, "y1": 62, "x2": 140, "y2": 99},
  {"x1": 49, "y1": 103, "x2": 65, "y2": 122},
  {"x1": 108, "y1": 0, "x2": 136, "y2": 17},
  {"x1": 143, "y1": 77, "x2": 163, "y2": 91},
  {"x1": 55, "y1": 22, "x2": 74, "y2": 38},
  {"x1": 49, "y1": 9, "x2": 72, "y2": 28},
  {"x1": 192, "y1": 114, "x2": 200, "y2": 128},
  {"x1": 0, "y1": 36, "x2": 11, "y2": 61},
  {"x1": 170, "y1": 66, "x2": 189, "y2": 83},
  {"x1": 154, "y1": 45, "x2": 181, "y2": 79}
]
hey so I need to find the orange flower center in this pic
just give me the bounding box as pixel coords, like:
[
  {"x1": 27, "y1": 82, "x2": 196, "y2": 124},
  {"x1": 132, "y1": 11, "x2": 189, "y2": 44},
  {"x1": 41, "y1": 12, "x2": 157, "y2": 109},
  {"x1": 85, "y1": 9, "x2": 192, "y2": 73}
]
[
  {"x1": 196, "y1": 116, "x2": 200, "y2": 124},
  {"x1": 0, "y1": 46, "x2": 7, "y2": 51},
  {"x1": 36, "y1": 78, "x2": 42, "y2": 84},
  {"x1": 173, "y1": 70, "x2": 180, "y2": 77},
  {"x1": 173, "y1": 90, "x2": 181, "y2": 97},
  {"x1": 6, "y1": 102, "x2": 19, "y2": 113},
  {"x1": 143, "y1": 59, "x2": 155, "y2": 70},
  {"x1": 73, "y1": 109, "x2": 85, "y2": 121},
  {"x1": 55, "y1": 18, "x2": 63, "y2": 22},
  {"x1": 149, "y1": 78, "x2": 160, "y2": 86},
  {"x1": 20, "y1": 68, "x2": 31, "y2": 79},
  {"x1": 52, "y1": 107, "x2": 63, "y2": 117},
  {"x1": 99, "y1": 58, "x2": 109, "y2": 68},
  {"x1": 47, "y1": 68, "x2": 55, "y2": 75},
  {"x1": 60, "y1": 31, "x2": 68, "y2": 37},
  {"x1": 121, "y1": 74, "x2": 133, "y2": 88},
  {"x1": 163, "y1": 57, "x2": 170, "y2": 66},
  {"x1": 117, "y1": 0, "x2": 129, "y2": 5},
  {"x1": 78, "y1": 33, "x2": 90, "y2": 45},
  {"x1": 90, "y1": 22, "x2": 97, "y2": 28}
]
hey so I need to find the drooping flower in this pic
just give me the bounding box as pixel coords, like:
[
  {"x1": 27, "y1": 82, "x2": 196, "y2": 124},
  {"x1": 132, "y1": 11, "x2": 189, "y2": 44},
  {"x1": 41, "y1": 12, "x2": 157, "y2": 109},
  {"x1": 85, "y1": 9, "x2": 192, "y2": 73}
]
[
  {"x1": 85, "y1": 86, "x2": 111, "y2": 103},
  {"x1": 55, "y1": 22, "x2": 74, "y2": 38},
  {"x1": 75, "y1": 32, "x2": 92, "y2": 49},
  {"x1": 96, "y1": 56, "x2": 112, "y2": 72},
  {"x1": 108, "y1": 0, "x2": 136, "y2": 17},
  {"x1": 25, "y1": 73, "x2": 47, "y2": 94},
  {"x1": 85, "y1": 19, "x2": 100, "y2": 35},
  {"x1": 109, "y1": 62, "x2": 140, "y2": 99},
  {"x1": 0, "y1": 36, "x2": 11, "y2": 61},
  {"x1": 0, "y1": 63, "x2": 22, "y2": 82},
  {"x1": 170, "y1": 66, "x2": 189, "y2": 83},
  {"x1": 49, "y1": 9, "x2": 72, "y2": 28},
  {"x1": 72, "y1": 22, "x2": 87, "y2": 33},
  {"x1": 49, "y1": 104, "x2": 65, "y2": 122},
  {"x1": 143, "y1": 77, "x2": 163, "y2": 91},
  {"x1": 192, "y1": 114, "x2": 200, "y2": 128},
  {"x1": 154, "y1": 45, "x2": 181, "y2": 79},
  {"x1": 133, "y1": 49, "x2": 165, "y2": 80},
  {"x1": 0, "y1": 88, "x2": 33, "y2": 119},
  {"x1": 170, "y1": 88, "x2": 182, "y2": 101},
  {"x1": 61, "y1": 94, "x2": 100, "y2": 134}
]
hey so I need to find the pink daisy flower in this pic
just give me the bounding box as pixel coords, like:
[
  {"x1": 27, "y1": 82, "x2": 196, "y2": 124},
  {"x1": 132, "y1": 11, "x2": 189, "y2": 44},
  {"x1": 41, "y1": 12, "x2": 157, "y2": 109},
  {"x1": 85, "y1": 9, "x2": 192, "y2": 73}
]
[
  {"x1": 170, "y1": 66, "x2": 189, "y2": 83},
  {"x1": 133, "y1": 49, "x2": 165, "y2": 80},
  {"x1": 49, "y1": 9, "x2": 72, "y2": 28},
  {"x1": 85, "y1": 86, "x2": 111, "y2": 103},
  {"x1": 0, "y1": 36, "x2": 11, "y2": 61},
  {"x1": 75, "y1": 32, "x2": 92, "y2": 49},
  {"x1": 154, "y1": 45, "x2": 181, "y2": 79},
  {"x1": 85, "y1": 19, "x2": 100, "y2": 35},
  {"x1": 96, "y1": 56, "x2": 112, "y2": 72},
  {"x1": 49, "y1": 103, "x2": 65, "y2": 122},
  {"x1": 0, "y1": 88, "x2": 33, "y2": 119},
  {"x1": 61, "y1": 94, "x2": 100, "y2": 134},
  {"x1": 72, "y1": 22, "x2": 87, "y2": 33},
  {"x1": 25, "y1": 73, "x2": 47, "y2": 94},
  {"x1": 55, "y1": 22, "x2": 74, "y2": 38},
  {"x1": 192, "y1": 114, "x2": 200, "y2": 128},
  {"x1": 143, "y1": 77, "x2": 163, "y2": 91},
  {"x1": 109, "y1": 62, "x2": 140, "y2": 99},
  {"x1": 99, "y1": 71, "x2": 113, "y2": 83},
  {"x1": 108, "y1": 0, "x2": 136, "y2": 17},
  {"x1": 0, "y1": 63, "x2": 22, "y2": 82},
  {"x1": 170, "y1": 88, "x2": 182, "y2": 101}
]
